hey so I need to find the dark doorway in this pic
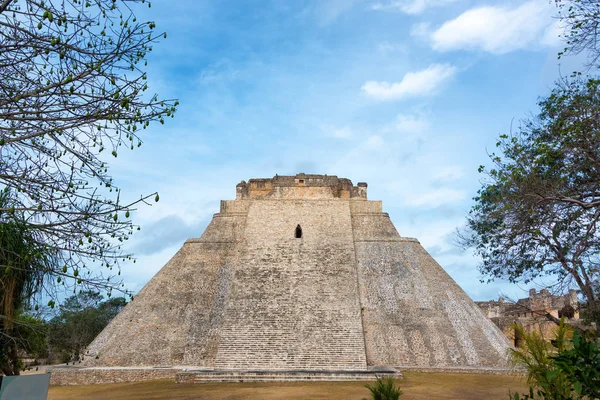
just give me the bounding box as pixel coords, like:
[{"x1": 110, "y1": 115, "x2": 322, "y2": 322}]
[
  {"x1": 295, "y1": 225, "x2": 302, "y2": 239},
  {"x1": 514, "y1": 327, "x2": 522, "y2": 348}
]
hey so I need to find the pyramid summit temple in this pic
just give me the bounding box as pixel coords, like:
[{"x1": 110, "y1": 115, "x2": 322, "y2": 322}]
[{"x1": 51, "y1": 174, "x2": 512, "y2": 384}]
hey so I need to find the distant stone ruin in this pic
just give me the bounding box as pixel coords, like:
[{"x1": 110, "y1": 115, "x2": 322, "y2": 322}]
[
  {"x1": 477, "y1": 289, "x2": 582, "y2": 347},
  {"x1": 50, "y1": 174, "x2": 512, "y2": 385}
]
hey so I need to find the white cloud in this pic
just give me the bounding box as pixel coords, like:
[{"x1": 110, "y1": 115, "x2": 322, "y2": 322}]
[
  {"x1": 332, "y1": 126, "x2": 353, "y2": 139},
  {"x1": 392, "y1": 112, "x2": 430, "y2": 135},
  {"x1": 540, "y1": 21, "x2": 562, "y2": 47},
  {"x1": 377, "y1": 41, "x2": 409, "y2": 54},
  {"x1": 431, "y1": 0, "x2": 558, "y2": 54},
  {"x1": 366, "y1": 135, "x2": 385, "y2": 148},
  {"x1": 122, "y1": 244, "x2": 181, "y2": 292},
  {"x1": 321, "y1": 125, "x2": 354, "y2": 139},
  {"x1": 432, "y1": 165, "x2": 464, "y2": 182},
  {"x1": 196, "y1": 60, "x2": 240, "y2": 84},
  {"x1": 410, "y1": 22, "x2": 431, "y2": 38},
  {"x1": 404, "y1": 187, "x2": 467, "y2": 207},
  {"x1": 362, "y1": 63, "x2": 456, "y2": 100},
  {"x1": 396, "y1": 218, "x2": 463, "y2": 249},
  {"x1": 314, "y1": 0, "x2": 361, "y2": 24},
  {"x1": 372, "y1": 0, "x2": 456, "y2": 15}
]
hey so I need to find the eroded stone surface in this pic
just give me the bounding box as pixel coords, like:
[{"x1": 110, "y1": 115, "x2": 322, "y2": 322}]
[{"x1": 82, "y1": 174, "x2": 511, "y2": 377}]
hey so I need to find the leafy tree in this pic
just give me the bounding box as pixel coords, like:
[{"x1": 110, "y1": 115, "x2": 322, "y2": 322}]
[
  {"x1": 462, "y1": 76, "x2": 600, "y2": 325},
  {"x1": 510, "y1": 322, "x2": 600, "y2": 399},
  {"x1": 0, "y1": 0, "x2": 176, "y2": 316},
  {"x1": 557, "y1": 0, "x2": 600, "y2": 69},
  {"x1": 510, "y1": 322, "x2": 573, "y2": 399},
  {"x1": 0, "y1": 312, "x2": 47, "y2": 376},
  {"x1": 0, "y1": 192, "x2": 52, "y2": 327},
  {"x1": 0, "y1": 192, "x2": 52, "y2": 375},
  {"x1": 553, "y1": 330, "x2": 600, "y2": 398},
  {"x1": 47, "y1": 290, "x2": 126, "y2": 363}
]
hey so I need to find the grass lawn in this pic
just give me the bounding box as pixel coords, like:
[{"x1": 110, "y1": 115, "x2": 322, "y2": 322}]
[{"x1": 48, "y1": 372, "x2": 528, "y2": 400}]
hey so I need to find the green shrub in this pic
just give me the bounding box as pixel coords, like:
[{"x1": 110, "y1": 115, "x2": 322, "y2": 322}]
[
  {"x1": 553, "y1": 330, "x2": 600, "y2": 398},
  {"x1": 510, "y1": 320, "x2": 600, "y2": 399},
  {"x1": 364, "y1": 376, "x2": 403, "y2": 400}
]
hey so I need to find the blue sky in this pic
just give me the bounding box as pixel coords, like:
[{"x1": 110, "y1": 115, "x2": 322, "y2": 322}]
[{"x1": 108, "y1": 0, "x2": 584, "y2": 301}]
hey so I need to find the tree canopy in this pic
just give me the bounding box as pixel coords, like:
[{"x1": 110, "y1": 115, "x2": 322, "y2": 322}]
[
  {"x1": 47, "y1": 291, "x2": 126, "y2": 363},
  {"x1": 462, "y1": 76, "x2": 600, "y2": 324},
  {"x1": 557, "y1": 0, "x2": 600, "y2": 69},
  {"x1": 0, "y1": 192, "x2": 51, "y2": 375},
  {"x1": 0, "y1": 311, "x2": 47, "y2": 376},
  {"x1": 0, "y1": 0, "x2": 176, "y2": 310},
  {"x1": 0, "y1": 192, "x2": 51, "y2": 326}
]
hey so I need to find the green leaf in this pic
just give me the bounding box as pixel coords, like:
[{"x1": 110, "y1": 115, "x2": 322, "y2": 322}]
[
  {"x1": 574, "y1": 381, "x2": 582, "y2": 395},
  {"x1": 546, "y1": 369, "x2": 561, "y2": 382}
]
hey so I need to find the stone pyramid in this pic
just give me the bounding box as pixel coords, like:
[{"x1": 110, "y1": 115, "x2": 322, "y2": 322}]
[{"x1": 83, "y1": 174, "x2": 511, "y2": 373}]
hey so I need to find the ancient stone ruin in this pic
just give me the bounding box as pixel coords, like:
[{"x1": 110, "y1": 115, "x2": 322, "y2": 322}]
[
  {"x1": 477, "y1": 289, "x2": 584, "y2": 347},
  {"x1": 51, "y1": 174, "x2": 512, "y2": 384}
]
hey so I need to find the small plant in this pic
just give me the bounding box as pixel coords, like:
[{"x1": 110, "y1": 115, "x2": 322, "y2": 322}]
[
  {"x1": 553, "y1": 330, "x2": 600, "y2": 399},
  {"x1": 364, "y1": 375, "x2": 403, "y2": 400},
  {"x1": 509, "y1": 322, "x2": 572, "y2": 399},
  {"x1": 509, "y1": 319, "x2": 600, "y2": 399}
]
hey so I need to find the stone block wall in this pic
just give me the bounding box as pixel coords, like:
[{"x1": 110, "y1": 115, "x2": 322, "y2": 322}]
[
  {"x1": 351, "y1": 207, "x2": 511, "y2": 368},
  {"x1": 214, "y1": 200, "x2": 367, "y2": 370},
  {"x1": 477, "y1": 289, "x2": 580, "y2": 320},
  {"x1": 49, "y1": 367, "x2": 180, "y2": 385},
  {"x1": 81, "y1": 174, "x2": 512, "y2": 379},
  {"x1": 83, "y1": 208, "x2": 248, "y2": 368},
  {"x1": 477, "y1": 289, "x2": 586, "y2": 346}
]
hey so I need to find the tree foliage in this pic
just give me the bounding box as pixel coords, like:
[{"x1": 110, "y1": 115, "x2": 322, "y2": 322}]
[
  {"x1": 0, "y1": 0, "x2": 176, "y2": 309},
  {"x1": 0, "y1": 312, "x2": 47, "y2": 376},
  {"x1": 557, "y1": 0, "x2": 600, "y2": 69},
  {"x1": 462, "y1": 77, "x2": 600, "y2": 324},
  {"x1": 510, "y1": 322, "x2": 600, "y2": 399},
  {"x1": 510, "y1": 322, "x2": 573, "y2": 399},
  {"x1": 47, "y1": 290, "x2": 125, "y2": 363},
  {"x1": 553, "y1": 330, "x2": 600, "y2": 398},
  {"x1": 0, "y1": 192, "x2": 51, "y2": 376},
  {"x1": 0, "y1": 192, "x2": 52, "y2": 327}
]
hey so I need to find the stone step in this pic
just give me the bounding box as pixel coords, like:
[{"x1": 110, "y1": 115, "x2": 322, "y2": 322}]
[{"x1": 176, "y1": 369, "x2": 400, "y2": 383}]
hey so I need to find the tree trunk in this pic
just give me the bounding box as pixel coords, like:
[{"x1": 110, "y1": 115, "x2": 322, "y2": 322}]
[{"x1": 1, "y1": 342, "x2": 21, "y2": 376}]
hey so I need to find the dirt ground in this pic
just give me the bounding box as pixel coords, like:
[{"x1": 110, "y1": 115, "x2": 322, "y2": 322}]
[{"x1": 47, "y1": 372, "x2": 528, "y2": 400}]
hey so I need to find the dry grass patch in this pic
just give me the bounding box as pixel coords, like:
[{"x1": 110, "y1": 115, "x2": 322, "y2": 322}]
[{"x1": 48, "y1": 372, "x2": 528, "y2": 400}]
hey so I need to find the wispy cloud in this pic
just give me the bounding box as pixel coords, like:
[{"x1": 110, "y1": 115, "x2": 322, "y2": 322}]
[
  {"x1": 362, "y1": 63, "x2": 457, "y2": 100},
  {"x1": 371, "y1": 0, "x2": 456, "y2": 15},
  {"x1": 366, "y1": 135, "x2": 385, "y2": 148},
  {"x1": 102, "y1": 0, "x2": 561, "y2": 302},
  {"x1": 404, "y1": 187, "x2": 467, "y2": 207},
  {"x1": 392, "y1": 111, "x2": 430, "y2": 135},
  {"x1": 196, "y1": 60, "x2": 241, "y2": 85},
  {"x1": 377, "y1": 41, "x2": 409, "y2": 55},
  {"x1": 430, "y1": 0, "x2": 559, "y2": 54},
  {"x1": 432, "y1": 165, "x2": 465, "y2": 183},
  {"x1": 132, "y1": 214, "x2": 210, "y2": 256},
  {"x1": 313, "y1": 0, "x2": 361, "y2": 24},
  {"x1": 410, "y1": 22, "x2": 431, "y2": 38},
  {"x1": 322, "y1": 125, "x2": 353, "y2": 139}
]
